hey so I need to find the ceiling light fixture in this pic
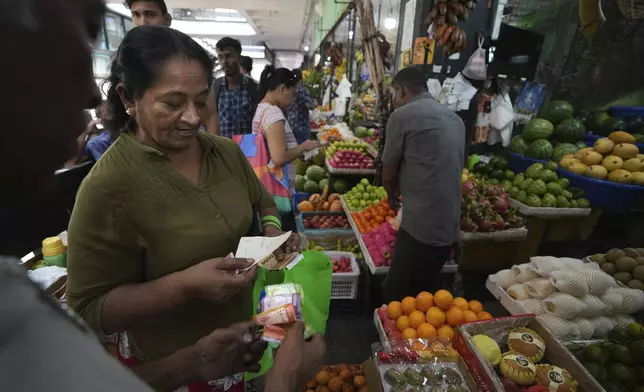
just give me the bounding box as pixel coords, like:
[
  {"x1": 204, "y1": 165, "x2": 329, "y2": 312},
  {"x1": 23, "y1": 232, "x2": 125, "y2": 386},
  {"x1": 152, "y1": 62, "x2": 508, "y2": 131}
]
[
  {"x1": 304, "y1": 45, "x2": 310, "y2": 51},
  {"x1": 384, "y1": 17, "x2": 397, "y2": 30}
]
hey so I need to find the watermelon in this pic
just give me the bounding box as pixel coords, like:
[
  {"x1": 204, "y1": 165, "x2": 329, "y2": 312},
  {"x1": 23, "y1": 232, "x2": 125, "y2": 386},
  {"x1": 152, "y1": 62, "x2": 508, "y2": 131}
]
[
  {"x1": 305, "y1": 165, "x2": 326, "y2": 182},
  {"x1": 575, "y1": 141, "x2": 588, "y2": 149},
  {"x1": 526, "y1": 139, "x2": 553, "y2": 160},
  {"x1": 295, "y1": 160, "x2": 308, "y2": 176},
  {"x1": 510, "y1": 136, "x2": 530, "y2": 155},
  {"x1": 333, "y1": 178, "x2": 349, "y2": 194},
  {"x1": 523, "y1": 118, "x2": 554, "y2": 141},
  {"x1": 543, "y1": 100, "x2": 574, "y2": 125},
  {"x1": 552, "y1": 143, "x2": 578, "y2": 162},
  {"x1": 303, "y1": 180, "x2": 320, "y2": 194},
  {"x1": 598, "y1": 117, "x2": 627, "y2": 136},
  {"x1": 295, "y1": 175, "x2": 306, "y2": 192},
  {"x1": 585, "y1": 110, "x2": 611, "y2": 134},
  {"x1": 554, "y1": 118, "x2": 586, "y2": 143},
  {"x1": 318, "y1": 178, "x2": 328, "y2": 190}
]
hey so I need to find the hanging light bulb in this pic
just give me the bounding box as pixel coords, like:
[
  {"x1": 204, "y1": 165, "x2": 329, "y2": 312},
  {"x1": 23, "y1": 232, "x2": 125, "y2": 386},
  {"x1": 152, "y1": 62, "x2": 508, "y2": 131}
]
[
  {"x1": 304, "y1": 45, "x2": 310, "y2": 51},
  {"x1": 384, "y1": 17, "x2": 397, "y2": 30}
]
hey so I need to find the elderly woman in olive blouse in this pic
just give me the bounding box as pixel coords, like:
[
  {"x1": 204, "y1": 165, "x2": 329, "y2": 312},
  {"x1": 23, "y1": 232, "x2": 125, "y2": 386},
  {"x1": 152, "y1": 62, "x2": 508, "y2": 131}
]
[{"x1": 65, "y1": 26, "x2": 319, "y2": 392}]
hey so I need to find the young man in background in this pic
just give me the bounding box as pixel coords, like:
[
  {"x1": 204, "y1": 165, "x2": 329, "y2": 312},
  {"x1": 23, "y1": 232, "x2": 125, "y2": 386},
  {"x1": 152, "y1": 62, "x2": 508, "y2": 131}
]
[
  {"x1": 381, "y1": 67, "x2": 465, "y2": 301},
  {"x1": 126, "y1": 0, "x2": 171, "y2": 27},
  {"x1": 208, "y1": 37, "x2": 259, "y2": 137},
  {"x1": 287, "y1": 69, "x2": 315, "y2": 144}
]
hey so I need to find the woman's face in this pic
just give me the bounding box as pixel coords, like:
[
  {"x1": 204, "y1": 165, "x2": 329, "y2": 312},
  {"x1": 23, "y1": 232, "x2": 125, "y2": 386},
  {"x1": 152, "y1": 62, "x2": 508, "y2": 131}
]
[
  {"x1": 278, "y1": 85, "x2": 296, "y2": 108},
  {"x1": 133, "y1": 56, "x2": 210, "y2": 152}
]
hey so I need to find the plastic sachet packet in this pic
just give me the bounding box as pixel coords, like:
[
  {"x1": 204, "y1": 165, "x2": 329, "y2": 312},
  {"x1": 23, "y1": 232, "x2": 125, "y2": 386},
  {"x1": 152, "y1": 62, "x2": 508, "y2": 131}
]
[{"x1": 254, "y1": 283, "x2": 313, "y2": 343}]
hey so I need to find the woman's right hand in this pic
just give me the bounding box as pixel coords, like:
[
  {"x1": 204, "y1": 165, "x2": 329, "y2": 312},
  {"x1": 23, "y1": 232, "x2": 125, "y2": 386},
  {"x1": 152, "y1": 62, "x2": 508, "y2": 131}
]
[
  {"x1": 178, "y1": 257, "x2": 257, "y2": 302},
  {"x1": 300, "y1": 140, "x2": 320, "y2": 152}
]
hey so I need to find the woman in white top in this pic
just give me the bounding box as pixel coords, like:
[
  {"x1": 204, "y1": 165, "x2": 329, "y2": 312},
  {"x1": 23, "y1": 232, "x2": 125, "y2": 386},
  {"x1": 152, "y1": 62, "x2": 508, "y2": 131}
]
[{"x1": 252, "y1": 66, "x2": 319, "y2": 229}]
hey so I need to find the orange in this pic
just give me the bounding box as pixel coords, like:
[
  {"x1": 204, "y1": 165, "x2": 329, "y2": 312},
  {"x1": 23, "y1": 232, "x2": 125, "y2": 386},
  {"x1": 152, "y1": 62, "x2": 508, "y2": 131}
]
[
  {"x1": 402, "y1": 327, "x2": 418, "y2": 340},
  {"x1": 396, "y1": 315, "x2": 410, "y2": 332},
  {"x1": 315, "y1": 371, "x2": 331, "y2": 386},
  {"x1": 409, "y1": 310, "x2": 426, "y2": 328},
  {"x1": 434, "y1": 290, "x2": 454, "y2": 310},
  {"x1": 463, "y1": 310, "x2": 478, "y2": 324},
  {"x1": 437, "y1": 324, "x2": 455, "y2": 341},
  {"x1": 468, "y1": 300, "x2": 484, "y2": 313},
  {"x1": 452, "y1": 297, "x2": 469, "y2": 310},
  {"x1": 445, "y1": 306, "x2": 464, "y2": 326},
  {"x1": 477, "y1": 311, "x2": 493, "y2": 321},
  {"x1": 327, "y1": 377, "x2": 344, "y2": 392},
  {"x1": 415, "y1": 291, "x2": 434, "y2": 312},
  {"x1": 387, "y1": 301, "x2": 402, "y2": 320},
  {"x1": 416, "y1": 323, "x2": 437, "y2": 339},
  {"x1": 401, "y1": 296, "x2": 417, "y2": 315},
  {"x1": 426, "y1": 306, "x2": 446, "y2": 328}
]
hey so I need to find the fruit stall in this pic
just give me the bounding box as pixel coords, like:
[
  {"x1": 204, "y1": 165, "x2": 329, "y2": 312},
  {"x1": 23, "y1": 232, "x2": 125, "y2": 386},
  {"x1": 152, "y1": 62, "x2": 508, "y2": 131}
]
[{"x1": 483, "y1": 248, "x2": 644, "y2": 391}]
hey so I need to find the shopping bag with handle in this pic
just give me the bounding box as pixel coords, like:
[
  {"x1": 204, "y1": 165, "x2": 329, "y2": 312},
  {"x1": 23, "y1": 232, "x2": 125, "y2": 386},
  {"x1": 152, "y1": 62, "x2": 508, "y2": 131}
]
[{"x1": 246, "y1": 250, "x2": 332, "y2": 379}]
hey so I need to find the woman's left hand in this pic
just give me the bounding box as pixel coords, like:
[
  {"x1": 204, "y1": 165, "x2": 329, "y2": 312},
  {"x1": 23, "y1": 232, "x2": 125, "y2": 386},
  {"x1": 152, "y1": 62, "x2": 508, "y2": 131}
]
[{"x1": 264, "y1": 226, "x2": 301, "y2": 260}]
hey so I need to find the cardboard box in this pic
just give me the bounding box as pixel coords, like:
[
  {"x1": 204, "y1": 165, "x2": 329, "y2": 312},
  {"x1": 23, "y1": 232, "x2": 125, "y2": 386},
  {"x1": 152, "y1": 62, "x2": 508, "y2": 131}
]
[{"x1": 454, "y1": 314, "x2": 604, "y2": 392}]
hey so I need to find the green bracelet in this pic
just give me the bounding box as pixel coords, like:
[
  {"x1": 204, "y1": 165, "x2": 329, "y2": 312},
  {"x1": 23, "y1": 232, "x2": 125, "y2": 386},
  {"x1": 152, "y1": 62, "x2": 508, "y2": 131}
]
[
  {"x1": 262, "y1": 221, "x2": 282, "y2": 231},
  {"x1": 261, "y1": 215, "x2": 282, "y2": 227}
]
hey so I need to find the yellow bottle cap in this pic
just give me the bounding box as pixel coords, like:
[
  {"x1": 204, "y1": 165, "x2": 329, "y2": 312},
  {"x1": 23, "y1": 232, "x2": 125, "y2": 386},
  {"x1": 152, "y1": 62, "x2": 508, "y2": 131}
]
[{"x1": 42, "y1": 236, "x2": 66, "y2": 257}]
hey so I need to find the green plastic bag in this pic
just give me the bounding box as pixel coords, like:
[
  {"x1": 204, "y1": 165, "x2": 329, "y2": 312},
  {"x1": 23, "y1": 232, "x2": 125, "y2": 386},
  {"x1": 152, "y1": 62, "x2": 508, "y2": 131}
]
[{"x1": 246, "y1": 250, "x2": 332, "y2": 380}]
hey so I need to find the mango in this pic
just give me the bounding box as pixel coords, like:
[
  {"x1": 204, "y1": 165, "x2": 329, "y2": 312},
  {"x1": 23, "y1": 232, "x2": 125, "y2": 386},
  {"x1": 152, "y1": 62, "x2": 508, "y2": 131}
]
[
  {"x1": 613, "y1": 143, "x2": 640, "y2": 160},
  {"x1": 602, "y1": 155, "x2": 624, "y2": 172},
  {"x1": 623, "y1": 158, "x2": 644, "y2": 173},
  {"x1": 632, "y1": 172, "x2": 644, "y2": 186},
  {"x1": 582, "y1": 151, "x2": 603, "y2": 165},
  {"x1": 586, "y1": 165, "x2": 608, "y2": 180},
  {"x1": 608, "y1": 169, "x2": 633, "y2": 184},
  {"x1": 594, "y1": 138, "x2": 615, "y2": 154},
  {"x1": 609, "y1": 131, "x2": 636, "y2": 144},
  {"x1": 575, "y1": 147, "x2": 594, "y2": 160},
  {"x1": 569, "y1": 162, "x2": 589, "y2": 175}
]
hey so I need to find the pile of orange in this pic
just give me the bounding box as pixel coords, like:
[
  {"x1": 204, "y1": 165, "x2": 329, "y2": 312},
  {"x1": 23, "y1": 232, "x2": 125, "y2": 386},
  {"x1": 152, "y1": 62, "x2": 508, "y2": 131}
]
[
  {"x1": 307, "y1": 364, "x2": 367, "y2": 392},
  {"x1": 320, "y1": 127, "x2": 342, "y2": 143},
  {"x1": 351, "y1": 200, "x2": 397, "y2": 234},
  {"x1": 385, "y1": 290, "x2": 493, "y2": 341}
]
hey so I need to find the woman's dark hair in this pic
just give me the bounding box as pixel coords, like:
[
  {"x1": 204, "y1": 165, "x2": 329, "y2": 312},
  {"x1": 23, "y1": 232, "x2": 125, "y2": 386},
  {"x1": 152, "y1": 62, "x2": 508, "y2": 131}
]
[
  {"x1": 292, "y1": 68, "x2": 303, "y2": 83},
  {"x1": 104, "y1": 25, "x2": 214, "y2": 132},
  {"x1": 258, "y1": 66, "x2": 297, "y2": 99}
]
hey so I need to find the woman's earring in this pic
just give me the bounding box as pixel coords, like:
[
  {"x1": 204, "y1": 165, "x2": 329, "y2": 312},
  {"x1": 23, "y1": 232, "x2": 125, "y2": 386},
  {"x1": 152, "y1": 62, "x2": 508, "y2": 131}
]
[{"x1": 126, "y1": 108, "x2": 134, "y2": 116}]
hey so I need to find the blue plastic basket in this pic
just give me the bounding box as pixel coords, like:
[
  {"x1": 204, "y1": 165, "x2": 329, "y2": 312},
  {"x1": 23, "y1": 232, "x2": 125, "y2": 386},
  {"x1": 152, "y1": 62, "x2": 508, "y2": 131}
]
[
  {"x1": 508, "y1": 152, "x2": 548, "y2": 174},
  {"x1": 292, "y1": 192, "x2": 310, "y2": 212},
  {"x1": 296, "y1": 212, "x2": 353, "y2": 236},
  {"x1": 557, "y1": 169, "x2": 644, "y2": 212},
  {"x1": 609, "y1": 106, "x2": 644, "y2": 119}
]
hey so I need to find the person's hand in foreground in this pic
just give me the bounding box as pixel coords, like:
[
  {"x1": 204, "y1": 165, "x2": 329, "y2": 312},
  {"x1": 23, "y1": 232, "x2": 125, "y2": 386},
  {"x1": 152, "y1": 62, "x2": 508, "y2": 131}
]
[
  {"x1": 193, "y1": 322, "x2": 267, "y2": 381},
  {"x1": 135, "y1": 322, "x2": 267, "y2": 390},
  {"x1": 179, "y1": 257, "x2": 257, "y2": 302},
  {"x1": 264, "y1": 226, "x2": 301, "y2": 261},
  {"x1": 265, "y1": 322, "x2": 327, "y2": 392}
]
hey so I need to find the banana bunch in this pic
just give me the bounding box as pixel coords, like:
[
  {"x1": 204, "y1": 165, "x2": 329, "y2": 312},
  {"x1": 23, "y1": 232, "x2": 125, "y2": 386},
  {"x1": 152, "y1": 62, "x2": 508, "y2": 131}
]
[
  {"x1": 426, "y1": 0, "x2": 478, "y2": 26},
  {"x1": 579, "y1": 0, "x2": 605, "y2": 38},
  {"x1": 435, "y1": 25, "x2": 468, "y2": 54}
]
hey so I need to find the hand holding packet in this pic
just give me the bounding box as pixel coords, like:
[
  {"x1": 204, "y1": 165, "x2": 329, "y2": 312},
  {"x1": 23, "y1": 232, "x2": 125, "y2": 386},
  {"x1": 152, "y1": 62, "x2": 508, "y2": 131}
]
[{"x1": 253, "y1": 283, "x2": 313, "y2": 344}]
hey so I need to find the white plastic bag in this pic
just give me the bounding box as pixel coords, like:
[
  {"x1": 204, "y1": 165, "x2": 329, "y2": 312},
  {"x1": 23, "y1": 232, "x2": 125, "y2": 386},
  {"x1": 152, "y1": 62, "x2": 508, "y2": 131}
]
[
  {"x1": 333, "y1": 75, "x2": 352, "y2": 117},
  {"x1": 462, "y1": 37, "x2": 487, "y2": 81}
]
